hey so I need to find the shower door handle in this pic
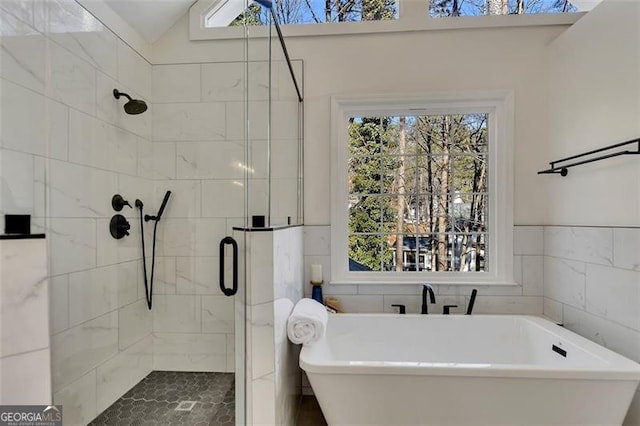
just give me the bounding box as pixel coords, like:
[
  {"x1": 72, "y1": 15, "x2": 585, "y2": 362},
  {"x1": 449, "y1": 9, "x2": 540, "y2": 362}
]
[{"x1": 219, "y1": 236, "x2": 238, "y2": 296}]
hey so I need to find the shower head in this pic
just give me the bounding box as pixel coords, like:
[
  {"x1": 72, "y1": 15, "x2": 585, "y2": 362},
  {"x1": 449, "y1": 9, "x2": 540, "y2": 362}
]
[{"x1": 113, "y1": 89, "x2": 148, "y2": 115}]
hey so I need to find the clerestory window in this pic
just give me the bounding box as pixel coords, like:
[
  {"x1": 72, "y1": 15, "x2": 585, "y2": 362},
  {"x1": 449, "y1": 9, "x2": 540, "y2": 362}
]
[
  {"x1": 191, "y1": 0, "x2": 585, "y2": 39},
  {"x1": 330, "y1": 93, "x2": 514, "y2": 285},
  {"x1": 428, "y1": 0, "x2": 578, "y2": 18},
  {"x1": 201, "y1": 0, "x2": 577, "y2": 29}
]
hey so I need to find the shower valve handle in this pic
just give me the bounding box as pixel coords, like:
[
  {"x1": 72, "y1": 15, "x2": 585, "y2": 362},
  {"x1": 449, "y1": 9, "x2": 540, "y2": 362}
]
[
  {"x1": 110, "y1": 214, "x2": 131, "y2": 239},
  {"x1": 112, "y1": 194, "x2": 132, "y2": 211}
]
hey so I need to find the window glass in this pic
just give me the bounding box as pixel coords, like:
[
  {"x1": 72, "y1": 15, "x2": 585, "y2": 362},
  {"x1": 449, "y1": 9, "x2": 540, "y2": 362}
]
[
  {"x1": 347, "y1": 113, "x2": 489, "y2": 272},
  {"x1": 228, "y1": 0, "x2": 397, "y2": 26},
  {"x1": 428, "y1": 0, "x2": 578, "y2": 17}
]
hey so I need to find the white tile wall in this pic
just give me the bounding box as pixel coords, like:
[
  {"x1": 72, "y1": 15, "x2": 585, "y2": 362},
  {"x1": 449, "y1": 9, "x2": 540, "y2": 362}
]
[
  {"x1": 68, "y1": 263, "x2": 134, "y2": 327},
  {"x1": 201, "y1": 62, "x2": 245, "y2": 102},
  {"x1": 614, "y1": 228, "x2": 640, "y2": 271},
  {"x1": 0, "y1": 2, "x2": 155, "y2": 423},
  {"x1": 152, "y1": 294, "x2": 201, "y2": 333},
  {"x1": 0, "y1": 348, "x2": 51, "y2": 405},
  {"x1": 0, "y1": 14, "x2": 46, "y2": 93},
  {"x1": 53, "y1": 370, "x2": 97, "y2": 426},
  {"x1": 0, "y1": 150, "x2": 34, "y2": 219},
  {"x1": 95, "y1": 336, "x2": 152, "y2": 414},
  {"x1": 543, "y1": 257, "x2": 586, "y2": 310},
  {"x1": 118, "y1": 299, "x2": 153, "y2": 350},
  {"x1": 542, "y1": 226, "x2": 640, "y2": 426},
  {"x1": 0, "y1": 239, "x2": 49, "y2": 357},
  {"x1": 42, "y1": 0, "x2": 118, "y2": 80},
  {"x1": 152, "y1": 332, "x2": 227, "y2": 371},
  {"x1": 0, "y1": 239, "x2": 51, "y2": 405},
  {"x1": 51, "y1": 311, "x2": 119, "y2": 392},
  {"x1": 49, "y1": 274, "x2": 69, "y2": 334},
  {"x1": 202, "y1": 296, "x2": 235, "y2": 333},
  {"x1": 116, "y1": 39, "x2": 151, "y2": 100},
  {"x1": 303, "y1": 225, "x2": 545, "y2": 315},
  {"x1": 3, "y1": 4, "x2": 297, "y2": 422},
  {"x1": 155, "y1": 218, "x2": 227, "y2": 257},
  {"x1": 175, "y1": 141, "x2": 245, "y2": 179},
  {"x1": 239, "y1": 227, "x2": 303, "y2": 426},
  {"x1": 153, "y1": 103, "x2": 226, "y2": 141},
  {"x1": 48, "y1": 40, "x2": 97, "y2": 113},
  {"x1": 544, "y1": 226, "x2": 613, "y2": 266},
  {"x1": 175, "y1": 256, "x2": 216, "y2": 294},
  {"x1": 1, "y1": 79, "x2": 68, "y2": 159},
  {"x1": 152, "y1": 64, "x2": 201, "y2": 103}
]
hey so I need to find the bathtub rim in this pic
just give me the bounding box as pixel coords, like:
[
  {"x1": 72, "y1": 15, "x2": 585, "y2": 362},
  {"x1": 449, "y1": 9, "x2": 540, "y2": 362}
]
[{"x1": 300, "y1": 314, "x2": 640, "y2": 381}]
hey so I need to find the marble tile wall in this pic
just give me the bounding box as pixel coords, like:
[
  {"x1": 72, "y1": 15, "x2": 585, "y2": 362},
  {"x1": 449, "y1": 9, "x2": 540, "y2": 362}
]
[
  {"x1": 541, "y1": 226, "x2": 640, "y2": 425},
  {"x1": 150, "y1": 60, "x2": 302, "y2": 374},
  {"x1": 150, "y1": 62, "x2": 243, "y2": 373},
  {"x1": 238, "y1": 227, "x2": 303, "y2": 426},
  {"x1": 0, "y1": 1, "x2": 155, "y2": 423},
  {"x1": 0, "y1": 238, "x2": 51, "y2": 405}
]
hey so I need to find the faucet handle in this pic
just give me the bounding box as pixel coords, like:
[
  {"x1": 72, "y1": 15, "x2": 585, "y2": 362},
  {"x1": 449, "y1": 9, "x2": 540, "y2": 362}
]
[
  {"x1": 443, "y1": 305, "x2": 458, "y2": 315},
  {"x1": 391, "y1": 304, "x2": 406, "y2": 314},
  {"x1": 112, "y1": 194, "x2": 132, "y2": 211},
  {"x1": 466, "y1": 289, "x2": 478, "y2": 315}
]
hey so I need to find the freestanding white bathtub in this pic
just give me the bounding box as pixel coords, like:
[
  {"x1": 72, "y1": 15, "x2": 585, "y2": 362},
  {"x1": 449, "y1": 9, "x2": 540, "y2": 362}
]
[{"x1": 300, "y1": 314, "x2": 640, "y2": 426}]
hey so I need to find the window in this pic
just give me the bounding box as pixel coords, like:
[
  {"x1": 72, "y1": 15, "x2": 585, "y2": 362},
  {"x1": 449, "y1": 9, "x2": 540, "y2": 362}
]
[
  {"x1": 205, "y1": 0, "x2": 397, "y2": 28},
  {"x1": 331, "y1": 93, "x2": 514, "y2": 285},
  {"x1": 191, "y1": 0, "x2": 584, "y2": 40},
  {"x1": 429, "y1": 0, "x2": 578, "y2": 17}
]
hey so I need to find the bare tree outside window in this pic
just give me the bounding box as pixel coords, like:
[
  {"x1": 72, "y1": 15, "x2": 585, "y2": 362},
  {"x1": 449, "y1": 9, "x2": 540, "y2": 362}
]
[
  {"x1": 230, "y1": 0, "x2": 397, "y2": 26},
  {"x1": 347, "y1": 114, "x2": 488, "y2": 272},
  {"x1": 429, "y1": 0, "x2": 577, "y2": 17}
]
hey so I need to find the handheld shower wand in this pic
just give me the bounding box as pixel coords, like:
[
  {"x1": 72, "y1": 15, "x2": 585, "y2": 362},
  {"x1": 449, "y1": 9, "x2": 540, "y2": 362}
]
[
  {"x1": 136, "y1": 191, "x2": 171, "y2": 310},
  {"x1": 145, "y1": 191, "x2": 171, "y2": 222}
]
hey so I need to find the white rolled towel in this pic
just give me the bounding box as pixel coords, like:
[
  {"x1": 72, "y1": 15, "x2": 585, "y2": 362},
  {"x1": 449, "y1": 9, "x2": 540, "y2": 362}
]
[{"x1": 287, "y1": 298, "x2": 328, "y2": 346}]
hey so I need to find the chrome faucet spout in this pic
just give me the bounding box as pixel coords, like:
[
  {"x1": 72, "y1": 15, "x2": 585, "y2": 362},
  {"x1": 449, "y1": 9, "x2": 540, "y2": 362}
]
[{"x1": 421, "y1": 284, "x2": 436, "y2": 314}]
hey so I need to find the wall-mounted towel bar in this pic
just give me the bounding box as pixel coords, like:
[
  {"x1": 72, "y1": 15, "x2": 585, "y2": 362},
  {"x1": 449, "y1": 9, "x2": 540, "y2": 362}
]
[{"x1": 538, "y1": 138, "x2": 640, "y2": 176}]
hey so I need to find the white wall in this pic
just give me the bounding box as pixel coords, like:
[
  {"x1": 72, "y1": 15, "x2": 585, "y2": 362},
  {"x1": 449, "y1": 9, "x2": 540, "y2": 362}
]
[
  {"x1": 546, "y1": 0, "x2": 639, "y2": 227},
  {"x1": 545, "y1": 2, "x2": 640, "y2": 423},
  {"x1": 291, "y1": 26, "x2": 568, "y2": 227},
  {"x1": 1, "y1": 1, "x2": 155, "y2": 423}
]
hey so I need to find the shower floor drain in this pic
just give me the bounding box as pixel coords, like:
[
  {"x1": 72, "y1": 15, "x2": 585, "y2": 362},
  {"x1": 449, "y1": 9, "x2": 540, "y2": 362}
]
[{"x1": 175, "y1": 401, "x2": 197, "y2": 411}]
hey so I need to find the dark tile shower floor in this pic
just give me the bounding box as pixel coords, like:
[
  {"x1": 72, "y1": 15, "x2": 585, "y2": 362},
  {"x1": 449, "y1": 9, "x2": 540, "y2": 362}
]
[{"x1": 89, "y1": 371, "x2": 234, "y2": 426}]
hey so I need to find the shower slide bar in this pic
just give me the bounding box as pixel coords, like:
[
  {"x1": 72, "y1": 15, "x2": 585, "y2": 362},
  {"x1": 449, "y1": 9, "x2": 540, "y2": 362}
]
[{"x1": 538, "y1": 137, "x2": 640, "y2": 176}]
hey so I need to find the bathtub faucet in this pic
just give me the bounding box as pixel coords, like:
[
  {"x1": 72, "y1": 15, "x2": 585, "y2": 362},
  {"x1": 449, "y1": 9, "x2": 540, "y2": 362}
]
[{"x1": 421, "y1": 284, "x2": 436, "y2": 314}]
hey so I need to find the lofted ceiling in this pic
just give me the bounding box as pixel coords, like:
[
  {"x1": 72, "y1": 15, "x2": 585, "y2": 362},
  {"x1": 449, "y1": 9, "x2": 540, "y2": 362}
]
[
  {"x1": 90, "y1": 0, "x2": 198, "y2": 43},
  {"x1": 81, "y1": 0, "x2": 602, "y2": 45}
]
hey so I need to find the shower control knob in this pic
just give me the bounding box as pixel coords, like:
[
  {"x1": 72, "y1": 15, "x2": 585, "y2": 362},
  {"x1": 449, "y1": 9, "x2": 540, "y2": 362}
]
[
  {"x1": 109, "y1": 214, "x2": 130, "y2": 239},
  {"x1": 112, "y1": 194, "x2": 132, "y2": 211}
]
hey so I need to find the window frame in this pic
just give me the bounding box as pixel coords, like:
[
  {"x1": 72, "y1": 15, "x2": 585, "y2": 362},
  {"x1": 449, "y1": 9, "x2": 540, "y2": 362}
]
[{"x1": 330, "y1": 92, "x2": 515, "y2": 285}]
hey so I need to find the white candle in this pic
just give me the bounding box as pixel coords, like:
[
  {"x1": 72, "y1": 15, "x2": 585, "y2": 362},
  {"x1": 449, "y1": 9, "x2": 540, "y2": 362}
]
[{"x1": 310, "y1": 264, "x2": 323, "y2": 284}]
